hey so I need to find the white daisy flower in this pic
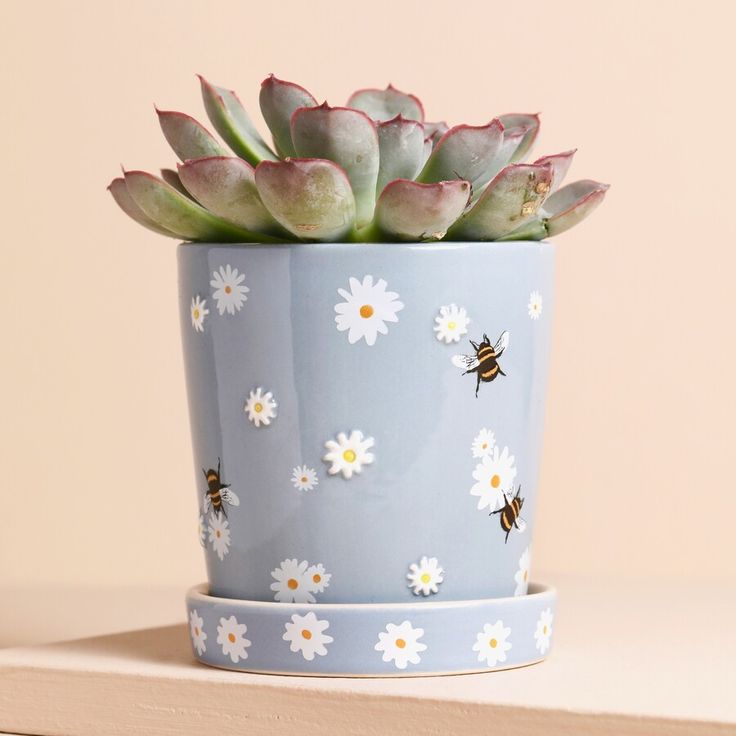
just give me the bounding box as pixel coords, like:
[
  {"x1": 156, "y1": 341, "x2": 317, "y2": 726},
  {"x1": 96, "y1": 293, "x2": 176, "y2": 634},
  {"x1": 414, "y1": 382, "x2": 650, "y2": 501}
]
[
  {"x1": 534, "y1": 608, "x2": 554, "y2": 654},
  {"x1": 210, "y1": 264, "x2": 250, "y2": 315},
  {"x1": 244, "y1": 387, "x2": 277, "y2": 427},
  {"x1": 306, "y1": 563, "x2": 331, "y2": 594},
  {"x1": 514, "y1": 546, "x2": 532, "y2": 596},
  {"x1": 470, "y1": 445, "x2": 517, "y2": 512},
  {"x1": 291, "y1": 465, "x2": 318, "y2": 492},
  {"x1": 472, "y1": 620, "x2": 512, "y2": 667},
  {"x1": 189, "y1": 609, "x2": 207, "y2": 655},
  {"x1": 434, "y1": 303, "x2": 470, "y2": 344},
  {"x1": 216, "y1": 615, "x2": 251, "y2": 663},
  {"x1": 190, "y1": 295, "x2": 209, "y2": 332},
  {"x1": 375, "y1": 620, "x2": 427, "y2": 670},
  {"x1": 283, "y1": 612, "x2": 334, "y2": 661},
  {"x1": 198, "y1": 513, "x2": 206, "y2": 548},
  {"x1": 207, "y1": 512, "x2": 231, "y2": 561},
  {"x1": 323, "y1": 430, "x2": 375, "y2": 479},
  {"x1": 528, "y1": 291, "x2": 543, "y2": 320},
  {"x1": 407, "y1": 556, "x2": 445, "y2": 596},
  {"x1": 471, "y1": 428, "x2": 495, "y2": 458},
  {"x1": 270, "y1": 558, "x2": 315, "y2": 603},
  {"x1": 334, "y1": 275, "x2": 404, "y2": 346}
]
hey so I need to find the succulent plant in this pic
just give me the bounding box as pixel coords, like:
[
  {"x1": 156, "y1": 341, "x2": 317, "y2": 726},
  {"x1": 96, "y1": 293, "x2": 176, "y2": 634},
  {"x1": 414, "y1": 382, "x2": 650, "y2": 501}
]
[{"x1": 108, "y1": 75, "x2": 608, "y2": 243}]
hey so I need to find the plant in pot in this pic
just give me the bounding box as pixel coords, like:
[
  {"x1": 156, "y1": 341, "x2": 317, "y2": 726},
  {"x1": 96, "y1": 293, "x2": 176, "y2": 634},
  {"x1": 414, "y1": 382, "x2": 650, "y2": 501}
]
[{"x1": 109, "y1": 74, "x2": 607, "y2": 676}]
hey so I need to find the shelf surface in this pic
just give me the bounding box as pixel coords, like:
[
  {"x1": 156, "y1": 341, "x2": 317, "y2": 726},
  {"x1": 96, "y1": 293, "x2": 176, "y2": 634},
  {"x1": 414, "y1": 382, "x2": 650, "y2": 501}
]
[{"x1": 1, "y1": 575, "x2": 735, "y2": 736}]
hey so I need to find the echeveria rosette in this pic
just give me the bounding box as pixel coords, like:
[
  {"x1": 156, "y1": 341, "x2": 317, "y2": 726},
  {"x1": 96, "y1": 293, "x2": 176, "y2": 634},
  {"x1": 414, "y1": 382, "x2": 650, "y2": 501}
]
[{"x1": 109, "y1": 75, "x2": 608, "y2": 243}]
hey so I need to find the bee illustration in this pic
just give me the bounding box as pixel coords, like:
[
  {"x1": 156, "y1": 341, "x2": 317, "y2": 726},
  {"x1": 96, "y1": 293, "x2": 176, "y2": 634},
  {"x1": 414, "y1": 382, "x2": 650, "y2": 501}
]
[
  {"x1": 451, "y1": 331, "x2": 509, "y2": 397},
  {"x1": 490, "y1": 486, "x2": 527, "y2": 543},
  {"x1": 202, "y1": 458, "x2": 239, "y2": 518}
]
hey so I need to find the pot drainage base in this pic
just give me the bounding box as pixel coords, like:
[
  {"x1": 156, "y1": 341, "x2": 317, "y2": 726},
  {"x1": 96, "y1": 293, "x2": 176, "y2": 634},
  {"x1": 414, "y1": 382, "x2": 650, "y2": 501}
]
[{"x1": 185, "y1": 582, "x2": 556, "y2": 676}]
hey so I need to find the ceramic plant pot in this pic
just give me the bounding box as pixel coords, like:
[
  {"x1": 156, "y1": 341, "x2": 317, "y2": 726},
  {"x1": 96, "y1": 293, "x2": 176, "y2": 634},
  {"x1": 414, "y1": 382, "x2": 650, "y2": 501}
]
[{"x1": 180, "y1": 241, "x2": 557, "y2": 675}]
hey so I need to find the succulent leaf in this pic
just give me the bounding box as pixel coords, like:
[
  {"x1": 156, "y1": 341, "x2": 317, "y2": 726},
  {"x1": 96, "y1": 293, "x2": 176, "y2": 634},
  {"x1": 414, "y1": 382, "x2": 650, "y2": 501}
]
[
  {"x1": 498, "y1": 114, "x2": 540, "y2": 162},
  {"x1": 160, "y1": 168, "x2": 195, "y2": 198},
  {"x1": 259, "y1": 74, "x2": 317, "y2": 158},
  {"x1": 374, "y1": 179, "x2": 471, "y2": 241},
  {"x1": 533, "y1": 150, "x2": 576, "y2": 192},
  {"x1": 123, "y1": 170, "x2": 270, "y2": 242},
  {"x1": 347, "y1": 84, "x2": 424, "y2": 122},
  {"x1": 446, "y1": 163, "x2": 554, "y2": 241},
  {"x1": 291, "y1": 104, "x2": 379, "y2": 228},
  {"x1": 423, "y1": 121, "x2": 449, "y2": 147},
  {"x1": 199, "y1": 75, "x2": 277, "y2": 166},
  {"x1": 108, "y1": 177, "x2": 178, "y2": 237},
  {"x1": 417, "y1": 120, "x2": 504, "y2": 190},
  {"x1": 156, "y1": 109, "x2": 228, "y2": 162},
  {"x1": 177, "y1": 157, "x2": 287, "y2": 235},
  {"x1": 254, "y1": 158, "x2": 356, "y2": 241},
  {"x1": 376, "y1": 116, "x2": 426, "y2": 194},
  {"x1": 543, "y1": 179, "x2": 609, "y2": 236}
]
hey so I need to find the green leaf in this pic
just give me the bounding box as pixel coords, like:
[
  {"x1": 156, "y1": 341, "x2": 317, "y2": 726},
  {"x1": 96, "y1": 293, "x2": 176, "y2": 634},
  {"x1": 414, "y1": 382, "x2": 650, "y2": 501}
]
[
  {"x1": 498, "y1": 113, "x2": 540, "y2": 162},
  {"x1": 259, "y1": 74, "x2": 317, "y2": 158},
  {"x1": 198, "y1": 75, "x2": 277, "y2": 166},
  {"x1": 123, "y1": 170, "x2": 275, "y2": 242},
  {"x1": 347, "y1": 84, "x2": 424, "y2": 122},
  {"x1": 177, "y1": 157, "x2": 288, "y2": 235},
  {"x1": 160, "y1": 168, "x2": 195, "y2": 198},
  {"x1": 374, "y1": 179, "x2": 471, "y2": 241},
  {"x1": 544, "y1": 179, "x2": 609, "y2": 236},
  {"x1": 291, "y1": 104, "x2": 379, "y2": 228},
  {"x1": 156, "y1": 109, "x2": 228, "y2": 162},
  {"x1": 376, "y1": 116, "x2": 426, "y2": 194},
  {"x1": 417, "y1": 120, "x2": 504, "y2": 190},
  {"x1": 107, "y1": 177, "x2": 178, "y2": 237},
  {"x1": 447, "y1": 163, "x2": 554, "y2": 241},
  {"x1": 423, "y1": 121, "x2": 448, "y2": 147},
  {"x1": 533, "y1": 150, "x2": 576, "y2": 192},
  {"x1": 254, "y1": 158, "x2": 356, "y2": 241}
]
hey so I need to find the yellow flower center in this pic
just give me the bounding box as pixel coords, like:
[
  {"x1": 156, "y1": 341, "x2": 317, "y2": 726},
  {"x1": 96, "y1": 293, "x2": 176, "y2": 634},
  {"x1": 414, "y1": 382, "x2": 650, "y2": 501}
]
[
  {"x1": 194, "y1": 626, "x2": 200, "y2": 636},
  {"x1": 301, "y1": 476, "x2": 308, "y2": 483},
  {"x1": 489, "y1": 638, "x2": 498, "y2": 648},
  {"x1": 216, "y1": 530, "x2": 221, "y2": 538},
  {"x1": 301, "y1": 629, "x2": 312, "y2": 640},
  {"x1": 343, "y1": 449, "x2": 357, "y2": 463},
  {"x1": 490, "y1": 474, "x2": 501, "y2": 488},
  {"x1": 543, "y1": 625, "x2": 548, "y2": 635},
  {"x1": 359, "y1": 304, "x2": 374, "y2": 319},
  {"x1": 228, "y1": 633, "x2": 236, "y2": 643},
  {"x1": 447, "y1": 321, "x2": 456, "y2": 330},
  {"x1": 254, "y1": 402, "x2": 263, "y2": 413},
  {"x1": 395, "y1": 638, "x2": 406, "y2": 649},
  {"x1": 421, "y1": 573, "x2": 431, "y2": 584},
  {"x1": 313, "y1": 574, "x2": 321, "y2": 583},
  {"x1": 287, "y1": 578, "x2": 299, "y2": 590},
  {"x1": 225, "y1": 285, "x2": 232, "y2": 294},
  {"x1": 193, "y1": 309, "x2": 200, "y2": 320},
  {"x1": 482, "y1": 443, "x2": 488, "y2": 449}
]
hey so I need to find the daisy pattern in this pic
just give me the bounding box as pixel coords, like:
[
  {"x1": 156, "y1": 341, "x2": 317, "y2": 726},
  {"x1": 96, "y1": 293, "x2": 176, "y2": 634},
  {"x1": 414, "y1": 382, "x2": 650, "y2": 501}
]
[
  {"x1": 216, "y1": 615, "x2": 251, "y2": 663},
  {"x1": 528, "y1": 291, "x2": 543, "y2": 320},
  {"x1": 210, "y1": 264, "x2": 249, "y2": 315},
  {"x1": 207, "y1": 512, "x2": 231, "y2": 561},
  {"x1": 189, "y1": 609, "x2": 207, "y2": 655},
  {"x1": 470, "y1": 445, "x2": 517, "y2": 512},
  {"x1": 270, "y1": 558, "x2": 316, "y2": 603},
  {"x1": 244, "y1": 387, "x2": 277, "y2": 427},
  {"x1": 471, "y1": 428, "x2": 495, "y2": 459},
  {"x1": 190, "y1": 295, "x2": 209, "y2": 332},
  {"x1": 334, "y1": 275, "x2": 404, "y2": 346},
  {"x1": 198, "y1": 513, "x2": 206, "y2": 548},
  {"x1": 534, "y1": 608, "x2": 554, "y2": 654},
  {"x1": 407, "y1": 556, "x2": 445, "y2": 596},
  {"x1": 472, "y1": 620, "x2": 512, "y2": 667},
  {"x1": 323, "y1": 430, "x2": 375, "y2": 479},
  {"x1": 434, "y1": 303, "x2": 470, "y2": 344},
  {"x1": 306, "y1": 563, "x2": 331, "y2": 593},
  {"x1": 291, "y1": 465, "x2": 318, "y2": 492},
  {"x1": 283, "y1": 612, "x2": 334, "y2": 661},
  {"x1": 514, "y1": 546, "x2": 532, "y2": 596},
  {"x1": 375, "y1": 620, "x2": 427, "y2": 670}
]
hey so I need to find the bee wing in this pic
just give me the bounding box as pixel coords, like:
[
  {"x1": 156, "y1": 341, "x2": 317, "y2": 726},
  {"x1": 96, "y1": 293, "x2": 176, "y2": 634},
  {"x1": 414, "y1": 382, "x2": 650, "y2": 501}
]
[
  {"x1": 451, "y1": 354, "x2": 479, "y2": 371},
  {"x1": 494, "y1": 330, "x2": 510, "y2": 355},
  {"x1": 515, "y1": 517, "x2": 527, "y2": 533},
  {"x1": 203, "y1": 493, "x2": 211, "y2": 513},
  {"x1": 221, "y1": 488, "x2": 240, "y2": 507}
]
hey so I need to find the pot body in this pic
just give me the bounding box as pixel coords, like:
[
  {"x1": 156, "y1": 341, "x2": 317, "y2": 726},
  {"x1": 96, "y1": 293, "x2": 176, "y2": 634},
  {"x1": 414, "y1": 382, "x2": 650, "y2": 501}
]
[{"x1": 179, "y1": 242, "x2": 553, "y2": 604}]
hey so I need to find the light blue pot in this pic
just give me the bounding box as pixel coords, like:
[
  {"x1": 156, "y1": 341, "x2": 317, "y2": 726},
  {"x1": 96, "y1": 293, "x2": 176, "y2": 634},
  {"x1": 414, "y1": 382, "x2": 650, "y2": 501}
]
[{"x1": 179, "y1": 241, "x2": 555, "y2": 675}]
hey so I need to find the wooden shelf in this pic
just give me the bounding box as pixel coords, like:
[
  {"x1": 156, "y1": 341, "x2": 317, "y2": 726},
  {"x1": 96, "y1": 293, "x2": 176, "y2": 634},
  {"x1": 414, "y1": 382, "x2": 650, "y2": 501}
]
[{"x1": 1, "y1": 575, "x2": 734, "y2": 735}]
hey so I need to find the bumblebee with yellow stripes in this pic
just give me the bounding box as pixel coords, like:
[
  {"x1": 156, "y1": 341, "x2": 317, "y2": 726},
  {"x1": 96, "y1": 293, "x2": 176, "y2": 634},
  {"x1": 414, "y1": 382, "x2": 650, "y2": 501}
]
[
  {"x1": 451, "y1": 330, "x2": 509, "y2": 397},
  {"x1": 491, "y1": 486, "x2": 527, "y2": 543},
  {"x1": 202, "y1": 458, "x2": 239, "y2": 518}
]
